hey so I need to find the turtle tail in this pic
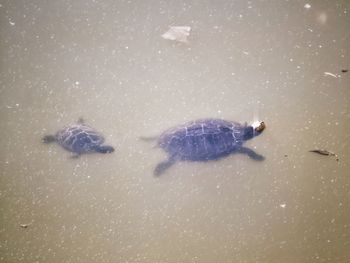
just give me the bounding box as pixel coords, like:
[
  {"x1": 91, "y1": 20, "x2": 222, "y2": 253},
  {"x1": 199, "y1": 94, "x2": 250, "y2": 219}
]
[
  {"x1": 95, "y1": 145, "x2": 115, "y2": 154},
  {"x1": 139, "y1": 135, "x2": 159, "y2": 142},
  {"x1": 42, "y1": 135, "x2": 56, "y2": 143}
]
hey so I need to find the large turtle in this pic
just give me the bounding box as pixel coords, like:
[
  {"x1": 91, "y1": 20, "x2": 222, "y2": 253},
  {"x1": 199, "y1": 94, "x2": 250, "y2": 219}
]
[
  {"x1": 144, "y1": 119, "x2": 266, "y2": 176},
  {"x1": 42, "y1": 119, "x2": 114, "y2": 156}
]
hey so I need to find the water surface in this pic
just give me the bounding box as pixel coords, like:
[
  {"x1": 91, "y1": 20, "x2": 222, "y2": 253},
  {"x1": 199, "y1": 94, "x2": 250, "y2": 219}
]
[{"x1": 1, "y1": 0, "x2": 350, "y2": 262}]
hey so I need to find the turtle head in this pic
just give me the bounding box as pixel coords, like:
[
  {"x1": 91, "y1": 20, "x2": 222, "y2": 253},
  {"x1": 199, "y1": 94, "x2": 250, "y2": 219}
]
[
  {"x1": 243, "y1": 121, "x2": 266, "y2": 140},
  {"x1": 42, "y1": 135, "x2": 56, "y2": 143},
  {"x1": 94, "y1": 145, "x2": 115, "y2": 154}
]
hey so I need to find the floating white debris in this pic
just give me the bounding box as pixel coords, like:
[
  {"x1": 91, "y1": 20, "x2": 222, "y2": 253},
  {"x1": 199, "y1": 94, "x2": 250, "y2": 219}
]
[
  {"x1": 279, "y1": 203, "x2": 286, "y2": 208},
  {"x1": 304, "y1": 3, "x2": 311, "y2": 9},
  {"x1": 161, "y1": 26, "x2": 191, "y2": 43},
  {"x1": 324, "y1": 72, "x2": 338, "y2": 78}
]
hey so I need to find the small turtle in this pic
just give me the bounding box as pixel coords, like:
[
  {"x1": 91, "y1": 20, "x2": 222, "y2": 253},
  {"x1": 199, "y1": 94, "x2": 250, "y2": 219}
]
[
  {"x1": 144, "y1": 119, "x2": 266, "y2": 176},
  {"x1": 42, "y1": 119, "x2": 114, "y2": 156}
]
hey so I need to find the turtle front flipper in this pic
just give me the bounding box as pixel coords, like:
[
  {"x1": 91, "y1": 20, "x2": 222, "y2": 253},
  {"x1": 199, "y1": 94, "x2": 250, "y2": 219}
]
[
  {"x1": 77, "y1": 118, "x2": 85, "y2": 124},
  {"x1": 42, "y1": 135, "x2": 56, "y2": 143},
  {"x1": 154, "y1": 156, "x2": 177, "y2": 176},
  {"x1": 94, "y1": 145, "x2": 115, "y2": 153},
  {"x1": 237, "y1": 147, "x2": 265, "y2": 161}
]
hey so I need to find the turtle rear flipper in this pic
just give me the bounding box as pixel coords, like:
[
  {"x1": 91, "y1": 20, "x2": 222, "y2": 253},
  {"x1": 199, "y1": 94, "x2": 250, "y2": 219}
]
[
  {"x1": 42, "y1": 135, "x2": 56, "y2": 143},
  {"x1": 70, "y1": 153, "x2": 81, "y2": 159}
]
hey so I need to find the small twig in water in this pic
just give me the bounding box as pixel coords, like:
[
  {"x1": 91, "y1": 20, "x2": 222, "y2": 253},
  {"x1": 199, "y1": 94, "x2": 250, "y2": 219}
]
[
  {"x1": 19, "y1": 222, "x2": 33, "y2": 229},
  {"x1": 324, "y1": 72, "x2": 338, "y2": 78},
  {"x1": 309, "y1": 149, "x2": 339, "y2": 161},
  {"x1": 309, "y1": 149, "x2": 335, "y2": 156}
]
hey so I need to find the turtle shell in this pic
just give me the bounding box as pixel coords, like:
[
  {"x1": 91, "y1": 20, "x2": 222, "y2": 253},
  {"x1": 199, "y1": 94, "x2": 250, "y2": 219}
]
[
  {"x1": 56, "y1": 124, "x2": 105, "y2": 154},
  {"x1": 158, "y1": 119, "x2": 247, "y2": 161}
]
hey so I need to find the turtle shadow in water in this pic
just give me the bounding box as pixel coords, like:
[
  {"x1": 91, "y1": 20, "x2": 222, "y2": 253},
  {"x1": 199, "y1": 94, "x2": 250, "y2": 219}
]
[{"x1": 144, "y1": 119, "x2": 266, "y2": 177}]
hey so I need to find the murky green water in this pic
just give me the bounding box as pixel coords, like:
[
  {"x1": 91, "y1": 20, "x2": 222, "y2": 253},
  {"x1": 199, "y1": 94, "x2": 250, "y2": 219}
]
[{"x1": 1, "y1": 0, "x2": 350, "y2": 262}]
